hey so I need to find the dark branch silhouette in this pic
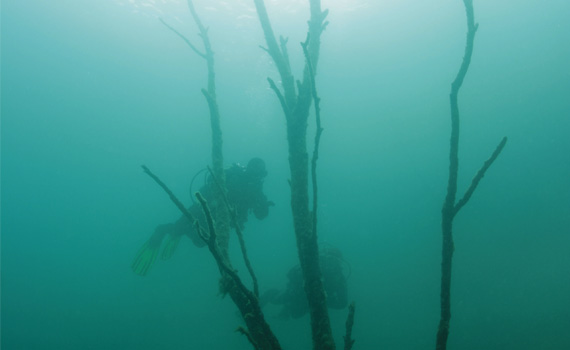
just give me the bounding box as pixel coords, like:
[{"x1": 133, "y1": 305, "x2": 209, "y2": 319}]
[
  {"x1": 343, "y1": 302, "x2": 356, "y2": 350},
  {"x1": 253, "y1": 1, "x2": 336, "y2": 349},
  {"x1": 436, "y1": 1, "x2": 507, "y2": 350},
  {"x1": 207, "y1": 166, "x2": 260, "y2": 298}
]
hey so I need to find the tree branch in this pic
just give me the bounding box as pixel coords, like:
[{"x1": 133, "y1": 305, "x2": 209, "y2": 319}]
[
  {"x1": 195, "y1": 193, "x2": 247, "y2": 290},
  {"x1": 253, "y1": 0, "x2": 296, "y2": 106},
  {"x1": 302, "y1": 35, "x2": 324, "y2": 241},
  {"x1": 236, "y1": 326, "x2": 260, "y2": 350},
  {"x1": 207, "y1": 166, "x2": 260, "y2": 297},
  {"x1": 437, "y1": 2, "x2": 506, "y2": 350},
  {"x1": 454, "y1": 136, "x2": 507, "y2": 214},
  {"x1": 267, "y1": 78, "x2": 290, "y2": 119},
  {"x1": 254, "y1": 2, "x2": 334, "y2": 349},
  {"x1": 279, "y1": 36, "x2": 292, "y2": 76},
  {"x1": 252, "y1": 0, "x2": 285, "y2": 70},
  {"x1": 159, "y1": 18, "x2": 206, "y2": 59},
  {"x1": 343, "y1": 302, "x2": 356, "y2": 350},
  {"x1": 196, "y1": 192, "x2": 281, "y2": 350},
  {"x1": 141, "y1": 165, "x2": 207, "y2": 240},
  {"x1": 141, "y1": 165, "x2": 195, "y2": 223}
]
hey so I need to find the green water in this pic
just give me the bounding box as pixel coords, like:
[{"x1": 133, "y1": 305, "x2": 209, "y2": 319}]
[{"x1": 2, "y1": 0, "x2": 569, "y2": 349}]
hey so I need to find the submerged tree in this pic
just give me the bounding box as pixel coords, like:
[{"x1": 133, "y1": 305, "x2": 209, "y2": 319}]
[
  {"x1": 436, "y1": 1, "x2": 507, "y2": 349},
  {"x1": 146, "y1": 1, "x2": 280, "y2": 348},
  {"x1": 138, "y1": 1, "x2": 354, "y2": 349},
  {"x1": 252, "y1": 0, "x2": 336, "y2": 349},
  {"x1": 135, "y1": 0, "x2": 515, "y2": 349}
]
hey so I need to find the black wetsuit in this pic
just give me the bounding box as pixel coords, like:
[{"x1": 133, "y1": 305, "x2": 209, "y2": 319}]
[{"x1": 159, "y1": 163, "x2": 272, "y2": 247}]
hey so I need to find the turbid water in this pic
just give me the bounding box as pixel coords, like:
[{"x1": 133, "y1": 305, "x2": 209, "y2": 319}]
[{"x1": 2, "y1": 1, "x2": 569, "y2": 349}]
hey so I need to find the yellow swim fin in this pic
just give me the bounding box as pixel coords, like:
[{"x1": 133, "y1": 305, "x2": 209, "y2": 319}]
[
  {"x1": 131, "y1": 240, "x2": 160, "y2": 276},
  {"x1": 161, "y1": 232, "x2": 182, "y2": 260}
]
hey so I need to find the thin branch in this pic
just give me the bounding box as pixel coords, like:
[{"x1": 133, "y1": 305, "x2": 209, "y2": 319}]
[
  {"x1": 186, "y1": 0, "x2": 207, "y2": 34},
  {"x1": 142, "y1": 165, "x2": 209, "y2": 242},
  {"x1": 252, "y1": 0, "x2": 285, "y2": 69},
  {"x1": 194, "y1": 192, "x2": 282, "y2": 350},
  {"x1": 451, "y1": 1, "x2": 479, "y2": 93},
  {"x1": 159, "y1": 18, "x2": 206, "y2": 58},
  {"x1": 207, "y1": 166, "x2": 260, "y2": 297},
  {"x1": 142, "y1": 165, "x2": 195, "y2": 224},
  {"x1": 195, "y1": 196, "x2": 281, "y2": 350},
  {"x1": 196, "y1": 192, "x2": 217, "y2": 245},
  {"x1": 236, "y1": 327, "x2": 260, "y2": 350},
  {"x1": 301, "y1": 36, "x2": 321, "y2": 126},
  {"x1": 195, "y1": 192, "x2": 252, "y2": 298},
  {"x1": 343, "y1": 302, "x2": 356, "y2": 350},
  {"x1": 454, "y1": 136, "x2": 507, "y2": 214},
  {"x1": 303, "y1": 2, "x2": 327, "y2": 84},
  {"x1": 267, "y1": 78, "x2": 290, "y2": 118},
  {"x1": 186, "y1": 0, "x2": 216, "y2": 96},
  {"x1": 437, "y1": 2, "x2": 489, "y2": 350},
  {"x1": 444, "y1": 0, "x2": 479, "y2": 216},
  {"x1": 279, "y1": 36, "x2": 292, "y2": 74},
  {"x1": 253, "y1": 0, "x2": 296, "y2": 106},
  {"x1": 259, "y1": 45, "x2": 270, "y2": 54},
  {"x1": 194, "y1": 221, "x2": 208, "y2": 243},
  {"x1": 302, "y1": 35, "x2": 324, "y2": 239},
  {"x1": 140, "y1": 169, "x2": 279, "y2": 347}
]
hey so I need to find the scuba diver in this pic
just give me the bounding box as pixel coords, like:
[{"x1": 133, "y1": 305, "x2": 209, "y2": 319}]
[
  {"x1": 132, "y1": 157, "x2": 274, "y2": 276},
  {"x1": 261, "y1": 245, "x2": 350, "y2": 318}
]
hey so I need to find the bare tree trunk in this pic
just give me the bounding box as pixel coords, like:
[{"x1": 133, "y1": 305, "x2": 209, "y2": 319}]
[
  {"x1": 436, "y1": 1, "x2": 507, "y2": 349},
  {"x1": 253, "y1": 1, "x2": 335, "y2": 349},
  {"x1": 160, "y1": 2, "x2": 281, "y2": 348}
]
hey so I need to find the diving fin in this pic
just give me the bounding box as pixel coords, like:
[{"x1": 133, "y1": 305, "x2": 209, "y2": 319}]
[
  {"x1": 131, "y1": 240, "x2": 160, "y2": 276},
  {"x1": 161, "y1": 232, "x2": 182, "y2": 260}
]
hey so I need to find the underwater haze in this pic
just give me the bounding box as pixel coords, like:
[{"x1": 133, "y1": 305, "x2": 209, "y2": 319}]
[{"x1": 2, "y1": 0, "x2": 570, "y2": 349}]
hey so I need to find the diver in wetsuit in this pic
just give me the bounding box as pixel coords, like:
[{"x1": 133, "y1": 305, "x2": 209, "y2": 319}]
[{"x1": 132, "y1": 158, "x2": 274, "y2": 276}]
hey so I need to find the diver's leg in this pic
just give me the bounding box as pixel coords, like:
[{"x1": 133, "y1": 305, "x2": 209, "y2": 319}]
[
  {"x1": 161, "y1": 218, "x2": 187, "y2": 260},
  {"x1": 185, "y1": 204, "x2": 207, "y2": 248}
]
